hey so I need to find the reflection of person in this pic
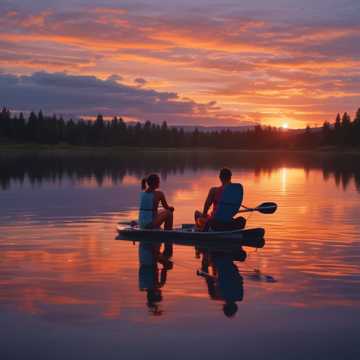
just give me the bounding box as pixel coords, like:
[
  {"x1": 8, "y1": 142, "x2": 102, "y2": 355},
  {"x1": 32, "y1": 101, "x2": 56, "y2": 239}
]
[
  {"x1": 198, "y1": 248, "x2": 245, "y2": 318},
  {"x1": 194, "y1": 168, "x2": 246, "y2": 231},
  {"x1": 138, "y1": 241, "x2": 173, "y2": 315},
  {"x1": 138, "y1": 174, "x2": 174, "y2": 230}
]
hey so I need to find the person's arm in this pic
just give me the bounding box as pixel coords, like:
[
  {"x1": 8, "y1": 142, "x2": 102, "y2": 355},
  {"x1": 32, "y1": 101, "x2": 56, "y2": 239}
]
[
  {"x1": 202, "y1": 187, "x2": 216, "y2": 216},
  {"x1": 159, "y1": 192, "x2": 174, "y2": 211}
]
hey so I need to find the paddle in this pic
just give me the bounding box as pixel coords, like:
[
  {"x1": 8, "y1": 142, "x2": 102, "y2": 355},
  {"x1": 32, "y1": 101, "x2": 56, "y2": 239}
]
[
  {"x1": 118, "y1": 202, "x2": 277, "y2": 226},
  {"x1": 238, "y1": 202, "x2": 277, "y2": 214},
  {"x1": 197, "y1": 268, "x2": 277, "y2": 283}
]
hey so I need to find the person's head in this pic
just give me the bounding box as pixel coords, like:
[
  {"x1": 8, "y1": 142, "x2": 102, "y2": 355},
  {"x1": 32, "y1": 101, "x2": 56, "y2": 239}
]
[
  {"x1": 219, "y1": 168, "x2": 232, "y2": 184},
  {"x1": 223, "y1": 302, "x2": 238, "y2": 318},
  {"x1": 141, "y1": 174, "x2": 160, "y2": 190}
]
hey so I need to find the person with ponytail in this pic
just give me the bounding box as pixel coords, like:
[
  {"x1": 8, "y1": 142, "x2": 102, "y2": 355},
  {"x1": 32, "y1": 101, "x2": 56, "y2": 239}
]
[{"x1": 138, "y1": 174, "x2": 174, "y2": 230}]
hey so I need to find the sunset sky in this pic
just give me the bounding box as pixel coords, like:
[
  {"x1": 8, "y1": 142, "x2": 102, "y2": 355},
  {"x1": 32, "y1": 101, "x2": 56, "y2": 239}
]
[{"x1": 1, "y1": 0, "x2": 360, "y2": 128}]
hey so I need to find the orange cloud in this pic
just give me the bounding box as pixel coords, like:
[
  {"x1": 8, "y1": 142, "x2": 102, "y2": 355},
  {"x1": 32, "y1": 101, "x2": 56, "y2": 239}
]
[{"x1": 1, "y1": 4, "x2": 360, "y2": 127}]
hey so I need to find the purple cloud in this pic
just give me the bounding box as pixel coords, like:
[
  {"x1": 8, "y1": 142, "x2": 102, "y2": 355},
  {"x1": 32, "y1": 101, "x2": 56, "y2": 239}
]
[{"x1": 0, "y1": 71, "x2": 252, "y2": 125}]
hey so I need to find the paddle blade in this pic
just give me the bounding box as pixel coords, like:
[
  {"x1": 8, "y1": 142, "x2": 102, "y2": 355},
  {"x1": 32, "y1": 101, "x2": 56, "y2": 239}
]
[{"x1": 256, "y1": 202, "x2": 277, "y2": 214}]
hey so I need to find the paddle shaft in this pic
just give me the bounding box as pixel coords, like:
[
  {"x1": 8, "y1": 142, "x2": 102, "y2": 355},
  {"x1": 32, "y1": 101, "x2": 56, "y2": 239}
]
[
  {"x1": 238, "y1": 208, "x2": 256, "y2": 213},
  {"x1": 119, "y1": 202, "x2": 277, "y2": 225}
]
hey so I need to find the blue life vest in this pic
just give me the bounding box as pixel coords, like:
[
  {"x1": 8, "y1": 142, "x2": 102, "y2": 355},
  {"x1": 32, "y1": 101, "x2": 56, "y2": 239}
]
[
  {"x1": 138, "y1": 191, "x2": 155, "y2": 229},
  {"x1": 213, "y1": 183, "x2": 243, "y2": 222}
]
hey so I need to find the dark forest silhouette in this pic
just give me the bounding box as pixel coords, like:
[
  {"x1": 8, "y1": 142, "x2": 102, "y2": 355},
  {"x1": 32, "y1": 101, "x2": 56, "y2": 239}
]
[{"x1": 1, "y1": 107, "x2": 360, "y2": 148}]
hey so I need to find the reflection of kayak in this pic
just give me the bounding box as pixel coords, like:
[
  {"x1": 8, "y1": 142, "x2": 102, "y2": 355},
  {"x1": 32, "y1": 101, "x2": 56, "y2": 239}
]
[{"x1": 117, "y1": 225, "x2": 265, "y2": 248}]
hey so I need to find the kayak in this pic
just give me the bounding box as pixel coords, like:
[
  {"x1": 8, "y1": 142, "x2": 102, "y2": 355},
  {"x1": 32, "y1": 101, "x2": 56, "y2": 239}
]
[{"x1": 117, "y1": 224, "x2": 265, "y2": 248}]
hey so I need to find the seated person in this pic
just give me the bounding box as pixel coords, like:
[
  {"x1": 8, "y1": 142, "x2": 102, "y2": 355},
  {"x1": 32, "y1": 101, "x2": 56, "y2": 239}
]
[
  {"x1": 195, "y1": 168, "x2": 246, "y2": 231},
  {"x1": 138, "y1": 174, "x2": 174, "y2": 230}
]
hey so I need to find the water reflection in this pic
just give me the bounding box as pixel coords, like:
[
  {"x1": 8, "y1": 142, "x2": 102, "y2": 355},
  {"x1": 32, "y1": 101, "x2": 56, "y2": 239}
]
[
  {"x1": 139, "y1": 242, "x2": 173, "y2": 316},
  {"x1": 1, "y1": 151, "x2": 360, "y2": 192},
  {"x1": 0, "y1": 151, "x2": 360, "y2": 359},
  {"x1": 132, "y1": 234, "x2": 267, "y2": 318},
  {"x1": 196, "y1": 246, "x2": 246, "y2": 317}
]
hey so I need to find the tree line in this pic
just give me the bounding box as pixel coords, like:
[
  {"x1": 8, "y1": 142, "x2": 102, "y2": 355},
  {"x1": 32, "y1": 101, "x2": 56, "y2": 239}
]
[{"x1": 1, "y1": 107, "x2": 360, "y2": 149}]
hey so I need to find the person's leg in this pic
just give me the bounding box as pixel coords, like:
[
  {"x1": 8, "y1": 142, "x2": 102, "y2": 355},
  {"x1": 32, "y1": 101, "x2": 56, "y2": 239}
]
[
  {"x1": 194, "y1": 210, "x2": 202, "y2": 222},
  {"x1": 153, "y1": 209, "x2": 173, "y2": 230},
  {"x1": 163, "y1": 209, "x2": 173, "y2": 230},
  {"x1": 194, "y1": 210, "x2": 210, "y2": 231}
]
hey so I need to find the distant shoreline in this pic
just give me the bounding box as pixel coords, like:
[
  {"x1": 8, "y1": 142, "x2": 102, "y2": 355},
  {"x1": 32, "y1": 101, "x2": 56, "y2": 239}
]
[{"x1": 1, "y1": 143, "x2": 360, "y2": 156}]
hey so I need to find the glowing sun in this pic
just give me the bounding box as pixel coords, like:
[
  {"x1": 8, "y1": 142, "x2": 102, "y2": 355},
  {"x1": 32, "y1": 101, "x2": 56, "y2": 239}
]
[{"x1": 282, "y1": 122, "x2": 289, "y2": 129}]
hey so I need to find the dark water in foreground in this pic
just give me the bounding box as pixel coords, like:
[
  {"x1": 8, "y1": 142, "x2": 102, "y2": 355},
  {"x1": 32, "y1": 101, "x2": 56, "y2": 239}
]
[{"x1": 0, "y1": 150, "x2": 360, "y2": 360}]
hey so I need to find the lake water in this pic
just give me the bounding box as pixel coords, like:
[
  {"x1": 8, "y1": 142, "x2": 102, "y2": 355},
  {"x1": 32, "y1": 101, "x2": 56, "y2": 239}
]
[{"x1": 0, "y1": 150, "x2": 360, "y2": 360}]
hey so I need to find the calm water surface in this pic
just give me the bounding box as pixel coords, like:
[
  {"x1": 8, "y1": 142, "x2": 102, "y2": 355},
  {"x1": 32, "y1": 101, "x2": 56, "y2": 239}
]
[{"x1": 0, "y1": 151, "x2": 360, "y2": 359}]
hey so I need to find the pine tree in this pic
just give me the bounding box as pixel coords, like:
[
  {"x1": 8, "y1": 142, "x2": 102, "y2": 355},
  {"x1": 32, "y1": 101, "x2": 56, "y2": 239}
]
[
  {"x1": 335, "y1": 113, "x2": 341, "y2": 130},
  {"x1": 340, "y1": 112, "x2": 352, "y2": 146},
  {"x1": 334, "y1": 113, "x2": 341, "y2": 145},
  {"x1": 322, "y1": 121, "x2": 331, "y2": 145}
]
